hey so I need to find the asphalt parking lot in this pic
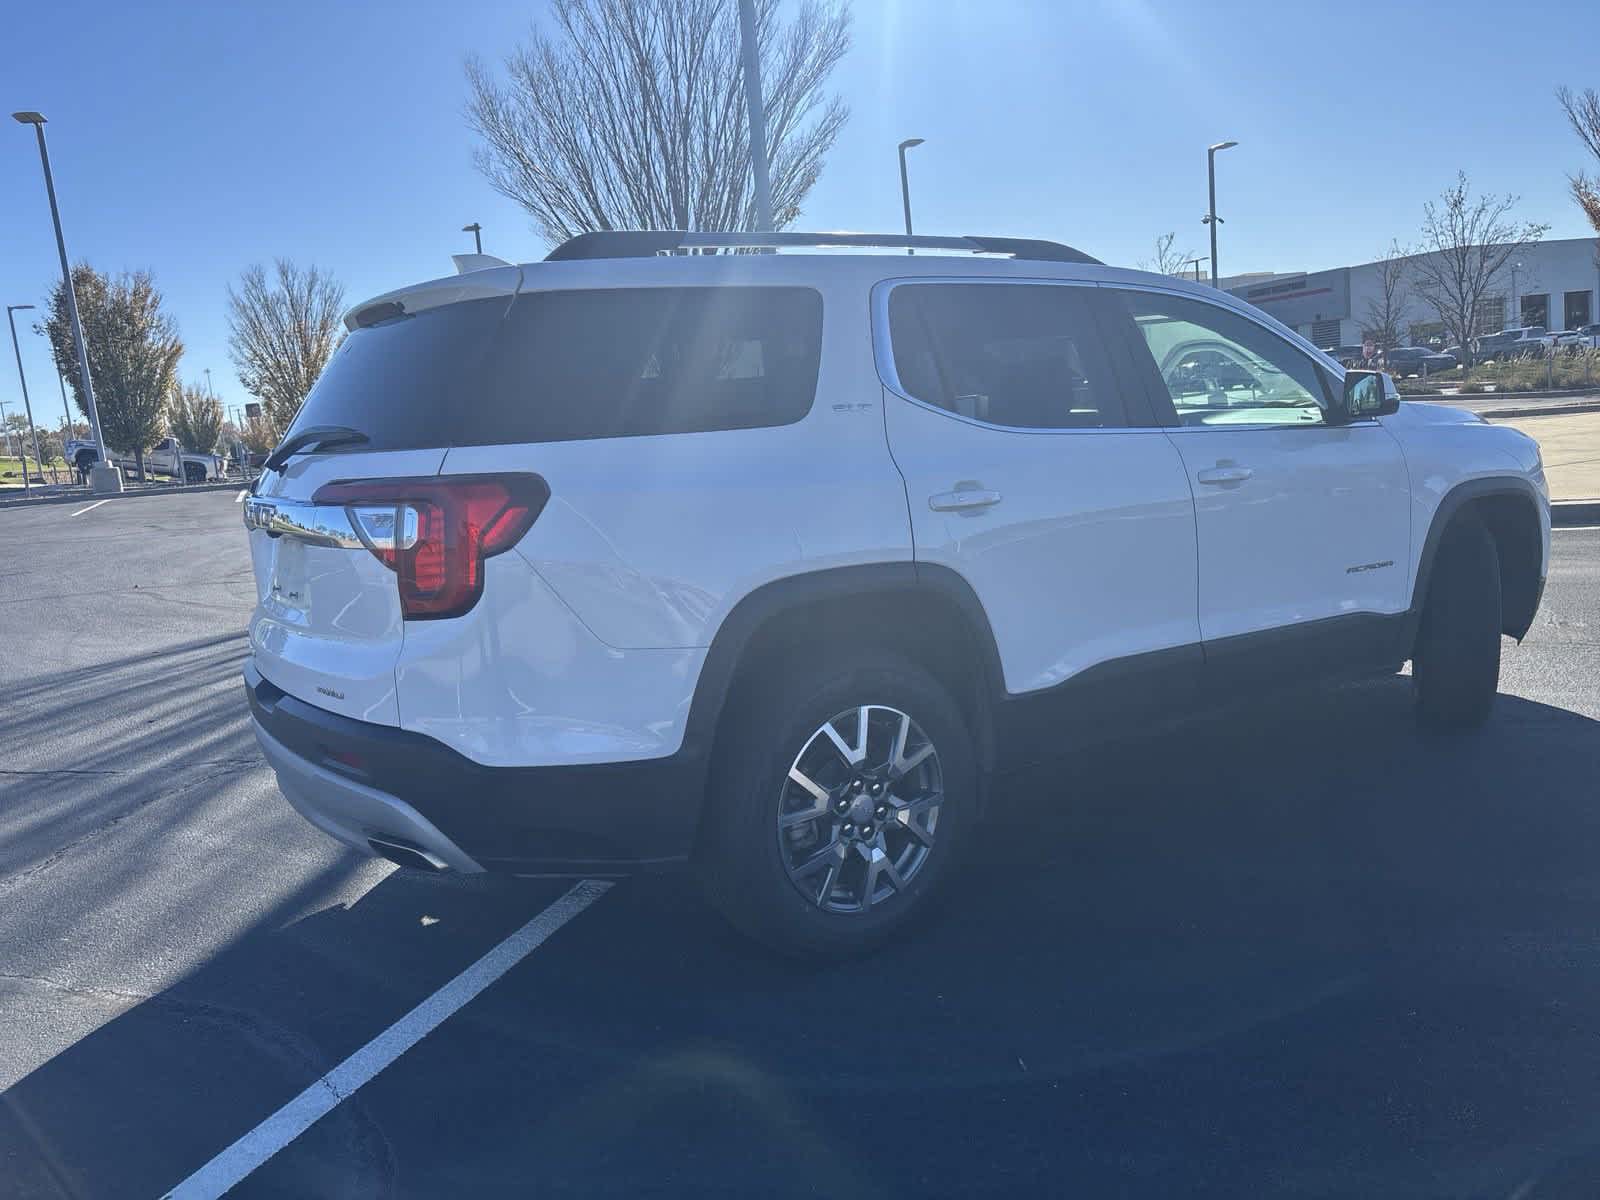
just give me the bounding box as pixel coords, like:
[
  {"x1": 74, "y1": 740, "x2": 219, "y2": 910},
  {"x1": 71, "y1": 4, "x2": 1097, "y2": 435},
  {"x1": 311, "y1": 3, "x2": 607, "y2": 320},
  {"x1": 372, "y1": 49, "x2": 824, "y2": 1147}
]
[{"x1": 2, "y1": 490, "x2": 1600, "y2": 1198}]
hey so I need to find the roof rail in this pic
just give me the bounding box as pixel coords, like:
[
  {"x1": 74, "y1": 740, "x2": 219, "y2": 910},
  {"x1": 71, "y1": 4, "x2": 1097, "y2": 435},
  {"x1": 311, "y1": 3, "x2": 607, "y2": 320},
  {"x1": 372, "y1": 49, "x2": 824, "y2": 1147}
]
[{"x1": 544, "y1": 230, "x2": 1102, "y2": 265}]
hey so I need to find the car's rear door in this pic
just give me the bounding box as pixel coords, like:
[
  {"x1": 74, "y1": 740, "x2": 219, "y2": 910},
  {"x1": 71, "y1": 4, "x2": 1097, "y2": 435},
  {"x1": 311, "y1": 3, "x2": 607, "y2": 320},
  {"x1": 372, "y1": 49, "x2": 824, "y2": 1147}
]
[
  {"x1": 878, "y1": 278, "x2": 1201, "y2": 749},
  {"x1": 1103, "y1": 284, "x2": 1411, "y2": 688},
  {"x1": 245, "y1": 273, "x2": 518, "y2": 726}
]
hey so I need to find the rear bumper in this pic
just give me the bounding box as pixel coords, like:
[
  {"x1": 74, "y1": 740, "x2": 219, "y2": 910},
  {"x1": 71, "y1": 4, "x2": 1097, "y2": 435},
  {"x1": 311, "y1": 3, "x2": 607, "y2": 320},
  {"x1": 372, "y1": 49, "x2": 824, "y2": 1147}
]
[
  {"x1": 254, "y1": 722, "x2": 486, "y2": 873},
  {"x1": 245, "y1": 662, "x2": 702, "y2": 875}
]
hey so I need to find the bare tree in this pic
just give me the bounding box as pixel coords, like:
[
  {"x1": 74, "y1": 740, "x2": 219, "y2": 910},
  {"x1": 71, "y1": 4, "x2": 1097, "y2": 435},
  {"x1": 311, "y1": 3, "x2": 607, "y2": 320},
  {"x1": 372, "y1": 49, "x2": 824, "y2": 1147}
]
[
  {"x1": 1410, "y1": 173, "x2": 1548, "y2": 366},
  {"x1": 1362, "y1": 242, "x2": 1410, "y2": 351},
  {"x1": 1138, "y1": 232, "x2": 1195, "y2": 276},
  {"x1": 466, "y1": 0, "x2": 851, "y2": 243},
  {"x1": 40, "y1": 265, "x2": 183, "y2": 481},
  {"x1": 226, "y1": 260, "x2": 345, "y2": 435},
  {"x1": 167, "y1": 379, "x2": 224, "y2": 454},
  {"x1": 1557, "y1": 85, "x2": 1600, "y2": 234}
]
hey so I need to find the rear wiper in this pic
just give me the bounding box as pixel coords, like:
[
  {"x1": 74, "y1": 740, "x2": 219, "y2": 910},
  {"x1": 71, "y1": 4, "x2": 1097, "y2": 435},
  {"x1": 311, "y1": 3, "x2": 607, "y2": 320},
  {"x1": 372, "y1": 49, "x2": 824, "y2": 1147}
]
[{"x1": 263, "y1": 425, "x2": 369, "y2": 472}]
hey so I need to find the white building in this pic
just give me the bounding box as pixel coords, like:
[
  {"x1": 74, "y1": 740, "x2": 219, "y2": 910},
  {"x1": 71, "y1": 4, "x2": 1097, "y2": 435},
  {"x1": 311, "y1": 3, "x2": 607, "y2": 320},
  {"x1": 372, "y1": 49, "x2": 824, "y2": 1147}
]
[{"x1": 1221, "y1": 235, "x2": 1600, "y2": 350}]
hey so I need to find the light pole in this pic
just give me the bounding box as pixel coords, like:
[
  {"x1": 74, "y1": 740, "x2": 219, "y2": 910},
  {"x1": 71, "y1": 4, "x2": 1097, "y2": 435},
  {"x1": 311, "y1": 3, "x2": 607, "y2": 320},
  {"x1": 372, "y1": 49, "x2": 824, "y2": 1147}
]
[
  {"x1": 897, "y1": 138, "x2": 925, "y2": 255},
  {"x1": 1511, "y1": 261, "x2": 1522, "y2": 327},
  {"x1": 736, "y1": 0, "x2": 773, "y2": 232},
  {"x1": 13, "y1": 110, "x2": 118, "y2": 492},
  {"x1": 1202, "y1": 140, "x2": 1238, "y2": 288},
  {"x1": 6, "y1": 304, "x2": 44, "y2": 495},
  {"x1": 1186, "y1": 256, "x2": 1206, "y2": 283},
  {"x1": 462, "y1": 223, "x2": 483, "y2": 255},
  {"x1": 56, "y1": 366, "x2": 72, "y2": 431}
]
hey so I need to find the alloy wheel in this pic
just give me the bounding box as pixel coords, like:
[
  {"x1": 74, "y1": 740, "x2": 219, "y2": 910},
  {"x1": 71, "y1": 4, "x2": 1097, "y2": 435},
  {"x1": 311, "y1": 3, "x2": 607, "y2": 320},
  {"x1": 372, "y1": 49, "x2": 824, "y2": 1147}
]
[{"x1": 777, "y1": 704, "x2": 944, "y2": 913}]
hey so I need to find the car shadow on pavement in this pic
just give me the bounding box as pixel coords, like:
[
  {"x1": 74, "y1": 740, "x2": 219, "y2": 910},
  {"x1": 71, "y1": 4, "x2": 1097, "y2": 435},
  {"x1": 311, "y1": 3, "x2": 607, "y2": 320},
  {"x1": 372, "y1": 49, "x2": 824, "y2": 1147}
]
[
  {"x1": 0, "y1": 861, "x2": 572, "y2": 1200},
  {"x1": 0, "y1": 632, "x2": 255, "y2": 880},
  {"x1": 4, "y1": 677, "x2": 1600, "y2": 1198}
]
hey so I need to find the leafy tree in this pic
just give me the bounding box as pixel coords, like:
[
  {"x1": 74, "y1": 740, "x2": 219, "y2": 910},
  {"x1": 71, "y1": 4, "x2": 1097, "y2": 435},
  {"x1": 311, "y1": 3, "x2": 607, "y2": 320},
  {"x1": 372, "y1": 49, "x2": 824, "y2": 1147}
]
[
  {"x1": 40, "y1": 265, "x2": 183, "y2": 481},
  {"x1": 466, "y1": 0, "x2": 851, "y2": 243},
  {"x1": 1557, "y1": 86, "x2": 1600, "y2": 234},
  {"x1": 1410, "y1": 174, "x2": 1547, "y2": 367},
  {"x1": 167, "y1": 380, "x2": 224, "y2": 453},
  {"x1": 226, "y1": 260, "x2": 345, "y2": 435}
]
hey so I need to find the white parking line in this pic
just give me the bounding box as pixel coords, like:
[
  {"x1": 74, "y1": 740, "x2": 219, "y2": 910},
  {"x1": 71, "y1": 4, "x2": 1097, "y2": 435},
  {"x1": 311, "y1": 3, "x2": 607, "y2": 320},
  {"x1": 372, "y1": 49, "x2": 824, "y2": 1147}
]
[
  {"x1": 161, "y1": 879, "x2": 612, "y2": 1199},
  {"x1": 69, "y1": 498, "x2": 112, "y2": 517}
]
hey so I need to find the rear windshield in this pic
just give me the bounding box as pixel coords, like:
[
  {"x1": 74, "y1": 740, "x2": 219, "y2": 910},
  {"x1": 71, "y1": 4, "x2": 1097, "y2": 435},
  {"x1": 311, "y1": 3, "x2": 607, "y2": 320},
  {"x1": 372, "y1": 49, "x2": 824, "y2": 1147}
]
[
  {"x1": 285, "y1": 285, "x2": 822, "y2": 450},
  {"x1": 285, "y1": 296, "x2": 512, "y2": 451}
]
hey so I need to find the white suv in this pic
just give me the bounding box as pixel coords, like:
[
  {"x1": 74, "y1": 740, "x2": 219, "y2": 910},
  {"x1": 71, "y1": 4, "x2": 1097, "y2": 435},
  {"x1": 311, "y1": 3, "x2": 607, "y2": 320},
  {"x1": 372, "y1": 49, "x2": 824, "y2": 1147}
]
[{"x1": 243, "y1": 230, "x2": 1550, "y2": 955}]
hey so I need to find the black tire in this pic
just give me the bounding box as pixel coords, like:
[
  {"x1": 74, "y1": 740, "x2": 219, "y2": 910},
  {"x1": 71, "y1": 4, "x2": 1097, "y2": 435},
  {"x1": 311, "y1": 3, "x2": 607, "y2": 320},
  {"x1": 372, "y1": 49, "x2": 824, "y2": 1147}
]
[
  {"x1": 699, "y1": 652, "x2": 976, "y2": 958},
  {"x1": 1413, "y1": 515, "x2": 1502, "y2": 731}
]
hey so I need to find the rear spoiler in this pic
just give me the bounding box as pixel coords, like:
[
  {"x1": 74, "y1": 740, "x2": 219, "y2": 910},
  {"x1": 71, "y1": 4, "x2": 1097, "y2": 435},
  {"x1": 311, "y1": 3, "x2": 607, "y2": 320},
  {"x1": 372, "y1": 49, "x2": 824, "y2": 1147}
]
[{"x1": 451, "y1": 253, "x2": 513, "y2": 275}]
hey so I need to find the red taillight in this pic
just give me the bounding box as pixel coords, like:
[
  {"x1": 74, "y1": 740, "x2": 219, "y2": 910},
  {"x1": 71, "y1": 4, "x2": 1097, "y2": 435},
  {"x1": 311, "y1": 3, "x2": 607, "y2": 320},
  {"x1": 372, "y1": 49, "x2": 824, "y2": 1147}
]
[{"x1": 312, "y1": 473, "x2": 550, "y2": 619}]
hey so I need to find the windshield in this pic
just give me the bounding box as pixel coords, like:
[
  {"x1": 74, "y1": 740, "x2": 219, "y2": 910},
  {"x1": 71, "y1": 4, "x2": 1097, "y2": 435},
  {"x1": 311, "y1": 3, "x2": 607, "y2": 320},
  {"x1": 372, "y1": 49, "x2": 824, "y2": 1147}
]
[{"x1": 281, "y1": 296, "x2": 513, "y2": 451}]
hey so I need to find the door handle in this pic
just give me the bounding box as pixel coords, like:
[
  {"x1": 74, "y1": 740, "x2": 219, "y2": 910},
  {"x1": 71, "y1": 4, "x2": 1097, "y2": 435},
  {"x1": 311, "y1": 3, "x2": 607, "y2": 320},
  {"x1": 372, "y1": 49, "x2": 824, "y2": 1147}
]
[
  {"x1": 929, "y1": 488, "x2": 1003, "y2": 512},
  {"x1": 1195, "y1": 465, "x2": 1253, "y2": 485}
]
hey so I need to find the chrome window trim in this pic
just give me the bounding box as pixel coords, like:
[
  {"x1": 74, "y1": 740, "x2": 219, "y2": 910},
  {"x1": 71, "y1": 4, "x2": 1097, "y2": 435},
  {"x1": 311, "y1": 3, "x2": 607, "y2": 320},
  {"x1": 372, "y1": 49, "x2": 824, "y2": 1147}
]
[{"x1": 868, "y1": 276, "x2": 1161, "y2": 436}]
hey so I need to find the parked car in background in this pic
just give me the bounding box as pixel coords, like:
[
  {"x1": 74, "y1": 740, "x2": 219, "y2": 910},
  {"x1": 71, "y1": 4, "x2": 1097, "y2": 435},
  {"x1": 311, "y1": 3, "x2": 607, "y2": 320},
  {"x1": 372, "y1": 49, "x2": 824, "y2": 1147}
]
[
  {"x1": 66, "y1": 436, "x2": 226, "y2": 483},
  {"x1": 1320, "y1": 344, "x2": 1367, "y2": 367},
  {"x1": 1555, "y1": 324, "x2": 1600, "y2": 350},
  {"x1": 1383, "y1": 346, "x2": 1456, "y2": 376},
  {"x1": 1476, "y1": 328, "x2": 1553, "y2": 361}
]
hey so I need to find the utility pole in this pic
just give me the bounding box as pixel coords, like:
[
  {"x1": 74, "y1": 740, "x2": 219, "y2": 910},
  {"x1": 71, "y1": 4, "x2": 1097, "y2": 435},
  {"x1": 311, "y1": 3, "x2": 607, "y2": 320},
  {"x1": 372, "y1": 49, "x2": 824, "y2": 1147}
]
[
  {"x1": 897, "y1": 138, "x2": 924, "y2": 255},
  {"x1": 13, "y1": 111, "x2": 117, "y2": 492},
  {"x1": 1203, "y1": 140, "x2": 1238, "y2": 287},
  {"x1": 737, "y1": 0, "x2": 773, "y2": 232},
  {"x1": 6, "y1": 304, "x2": 44, "y2": 495}
]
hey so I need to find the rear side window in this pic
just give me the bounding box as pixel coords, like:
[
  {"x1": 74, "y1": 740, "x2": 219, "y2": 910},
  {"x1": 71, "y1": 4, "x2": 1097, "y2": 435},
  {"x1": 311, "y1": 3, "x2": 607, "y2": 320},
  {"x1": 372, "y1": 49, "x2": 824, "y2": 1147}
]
[
  {"x1": 459, "y1": 286, "x2": 822, "y2": 444},
  {"x1": 887, "y1": 283, "x2": 1127, "y2": 428},
  {"x1": 285, "y1": 296, "x2": 512, "y2": 451}
]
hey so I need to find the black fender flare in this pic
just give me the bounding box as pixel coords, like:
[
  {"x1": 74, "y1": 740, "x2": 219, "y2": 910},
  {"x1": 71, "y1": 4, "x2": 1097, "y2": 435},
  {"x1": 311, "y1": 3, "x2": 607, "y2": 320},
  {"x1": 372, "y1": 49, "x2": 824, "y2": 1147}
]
[
  {"x1": 1404, "y1": 474, "x2": 1544, "y2": 645},
  {"x1": 679, "y1": 561, "x2": 1006, "y2": 769}
]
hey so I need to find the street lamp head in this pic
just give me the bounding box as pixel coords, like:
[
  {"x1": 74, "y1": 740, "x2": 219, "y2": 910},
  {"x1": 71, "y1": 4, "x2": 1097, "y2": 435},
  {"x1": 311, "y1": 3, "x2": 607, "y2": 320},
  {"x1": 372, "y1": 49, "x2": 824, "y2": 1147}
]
[
  {"x1": 462, "y1": 222, "x2": 481, "y2": 233},
  {"x1": 7, "y1": 304, "x2": 36, "y2": 313},
  {"x1": 1209, "y1": 140, "x2": 1238, "y2": 152},
  {"x1": 12, "y1": 111, "x2": 46, "y2": 126},
  {"x1": 898, "y1": 138, "x2": 925, "y2": 151}
]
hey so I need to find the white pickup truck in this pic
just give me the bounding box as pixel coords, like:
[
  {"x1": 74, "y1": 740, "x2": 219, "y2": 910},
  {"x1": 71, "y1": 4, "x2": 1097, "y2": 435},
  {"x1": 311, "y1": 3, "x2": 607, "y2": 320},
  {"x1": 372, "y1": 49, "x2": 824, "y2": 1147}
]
[{"x1": 67, "y1": 436, "x2": 227, "y2": 483}]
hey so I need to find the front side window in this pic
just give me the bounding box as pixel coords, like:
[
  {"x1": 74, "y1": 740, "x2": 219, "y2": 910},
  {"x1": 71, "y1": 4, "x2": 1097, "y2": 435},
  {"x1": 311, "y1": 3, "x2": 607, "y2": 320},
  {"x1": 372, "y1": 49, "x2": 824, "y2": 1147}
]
[
  {"x1": 887, "y1": 283, "x2": 1127, "y2": 429},
  {"x1": 1109, "y1": 289, "x2": 1331, "y2": 427}
]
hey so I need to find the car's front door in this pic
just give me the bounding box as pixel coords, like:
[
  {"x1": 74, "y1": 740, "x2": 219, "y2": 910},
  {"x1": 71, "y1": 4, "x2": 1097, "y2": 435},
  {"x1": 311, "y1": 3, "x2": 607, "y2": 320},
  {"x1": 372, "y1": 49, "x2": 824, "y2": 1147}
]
[
  {"x1": 1103, "y1": 285, "x2": 1412, "y2": 686},
  {"x1": 878, "y1": 278, "x2": 1201, "y2": 751}
]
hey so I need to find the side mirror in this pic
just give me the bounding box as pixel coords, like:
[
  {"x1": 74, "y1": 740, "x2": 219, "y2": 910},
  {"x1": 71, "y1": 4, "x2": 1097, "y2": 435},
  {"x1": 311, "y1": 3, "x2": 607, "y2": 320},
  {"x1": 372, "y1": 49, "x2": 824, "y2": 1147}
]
[{"x1": 1336, "y1": 370, "x2": 1399, "y2": 422}]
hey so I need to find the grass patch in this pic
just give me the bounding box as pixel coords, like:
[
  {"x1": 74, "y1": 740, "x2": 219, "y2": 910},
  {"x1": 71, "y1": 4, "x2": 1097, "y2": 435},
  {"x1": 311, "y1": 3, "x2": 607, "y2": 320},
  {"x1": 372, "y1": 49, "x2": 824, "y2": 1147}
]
[
  {"x1": 1397, "y1": 349, "x2": 1600, "y2": 395},
  {"x1": 0, "y1": 454, "x2": 71, "y2": 489}
]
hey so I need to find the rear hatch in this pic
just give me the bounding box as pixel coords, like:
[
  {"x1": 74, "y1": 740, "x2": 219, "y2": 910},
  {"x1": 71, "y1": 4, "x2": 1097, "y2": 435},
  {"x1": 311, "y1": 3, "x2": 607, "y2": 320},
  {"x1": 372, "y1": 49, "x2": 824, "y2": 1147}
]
[{"x1": 246, "y1": 268, "x2": 521, "y2": 725}]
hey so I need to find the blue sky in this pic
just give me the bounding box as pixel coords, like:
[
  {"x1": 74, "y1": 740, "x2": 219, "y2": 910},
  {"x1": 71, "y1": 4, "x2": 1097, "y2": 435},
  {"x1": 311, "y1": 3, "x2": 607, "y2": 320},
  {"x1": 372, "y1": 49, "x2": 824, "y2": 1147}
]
[{"x1": 1, "y1": 0, "x2": 1596, "y2": 425}]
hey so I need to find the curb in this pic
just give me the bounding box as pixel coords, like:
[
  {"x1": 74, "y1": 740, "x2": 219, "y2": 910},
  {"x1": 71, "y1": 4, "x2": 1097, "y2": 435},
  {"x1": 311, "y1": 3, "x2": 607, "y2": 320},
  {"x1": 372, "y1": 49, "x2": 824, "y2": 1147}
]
[
  {"x1": 1480, "y1": 402, "x2": 1600, "y2": 419},
  {"x1": 1552, "y1": 500, "x2": 1600, "y2": 527},
  {"x1": 1408, "y1": 389, "x2": 1600, "y2": 402},
  {"x1": 0, "y1": 479, "x2": 245, "y2": 511}
]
